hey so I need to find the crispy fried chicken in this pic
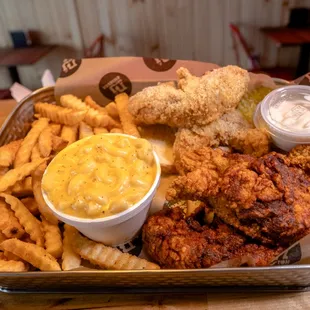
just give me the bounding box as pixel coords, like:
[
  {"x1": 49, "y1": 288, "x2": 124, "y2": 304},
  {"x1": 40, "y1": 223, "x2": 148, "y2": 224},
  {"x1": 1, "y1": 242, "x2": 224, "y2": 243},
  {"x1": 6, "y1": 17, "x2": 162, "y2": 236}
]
[
  {"x1": 143, "y1": 206, "x2": 282, "y2": 269},
  {"x1": 129, "y1": 66, "x2": 249, "y2": 128},
  {"x1": 289, "y1": 144, "x2": 310, "y2": 173},
  {"x1": 129, "y1": 66, "x2": 272, "y2": 158},
  {"x1": 167, "y1": 148, "x2": 310, "y2": 247},
  {"x1": 173, "y1": 110, "x2": 270, "y2": 158}
]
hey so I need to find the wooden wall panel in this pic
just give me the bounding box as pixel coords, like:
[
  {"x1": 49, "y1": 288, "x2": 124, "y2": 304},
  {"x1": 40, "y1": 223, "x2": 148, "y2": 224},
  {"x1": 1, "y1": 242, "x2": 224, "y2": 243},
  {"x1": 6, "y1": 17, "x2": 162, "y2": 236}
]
[
  {"x1": 76, "y1": 0, "x2": 101, "y2": 49},
  {"x1": 0, "y1": 0, "x2": 308, "y2": 90}
]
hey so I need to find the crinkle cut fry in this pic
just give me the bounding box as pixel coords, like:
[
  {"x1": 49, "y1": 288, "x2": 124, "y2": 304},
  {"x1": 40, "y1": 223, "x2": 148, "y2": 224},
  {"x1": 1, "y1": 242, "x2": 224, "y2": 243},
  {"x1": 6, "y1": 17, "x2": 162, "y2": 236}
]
[
  {"x1": 41, "y1": 217, "x2": 63, "y2": 259},
  {"x1": 79, "y1": 122, "x2": 94, "y2": 139},
  {"x1": 60, "y1": 94, "x2": 120, "y2": 129},
  {"x1": 51, "y1": 135, "x2": 68, "y2": 152},
  {"x1": 38, "y1": 126, "x2": 53, "y2": 157},
  {"x1": 61, "y1": 125, "x2": 78, "y2": 145},
  {"x1": 0, "y1": 158, "x2": 47, "y2": 192},
  {"x1": 0, "y1": 167, "x2": 8, "y2": 176},
  {"x1": 115, "y1": 93, "x2": 140, "y2": 137},
  {"x1": 84, "y1": 95, "x2": 108, "y2": 114},
  {"x1": 84, "y1": 108, "x2": 121, "y2": 129},
  {"x1": 0, "y1": 140, "x2": 22, "y2": 167},
  {"x1": 31, "y1": 144, "x2": 42, "y2": 162},
  {"x1": 72, "y1": 231, "x2": 160, "y2": 270},
  {"x1": 11, "y1": 176, "x2": 32, "y2": 197},
  {"x1": 0, "y1": 238, "x2": 61, "y2": 271},
  {"x1": 49, "y1": 123, "x2": 61, "y2": 136},
  {"x1": 62, "y1": 224, "x2": 81, "y2": 271},
  {"x1": 34, "y1": 103, "x2": 86, "y2": 126},
  {"x1": 0, "y1": 259, "x2": 28, "y2": 271},
  {"x1": 32, "y1": 163, "x2": 58, "y2": 225},
  {"x1": 0, "y1": 193, "x2": 44, "y2": 247},
  {"x1": 105, "y1": 102, "x2": 119, "y2": 119},
  {"x1": 20, "y1": 197, "x2": 39, "y2": 216},
  {"x1": 94, "y1": 127, "x2": 108, "y2": 135},
  {"x1": 0, "y1": 199, "x2": 24, "y2": 239},
  {"x1": 14, "y1": 118, "x2": 49, "y2": 168},
  {"x1": 60, "y1": 94, "x2": 89, "y2": 111}
]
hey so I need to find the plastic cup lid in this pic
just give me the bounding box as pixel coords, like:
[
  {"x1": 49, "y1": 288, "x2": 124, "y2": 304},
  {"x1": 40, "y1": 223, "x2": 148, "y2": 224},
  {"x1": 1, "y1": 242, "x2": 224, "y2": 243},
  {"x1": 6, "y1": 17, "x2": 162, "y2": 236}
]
[{"x1": 260, "y1": 85, "x2": 310, "y2": 137}]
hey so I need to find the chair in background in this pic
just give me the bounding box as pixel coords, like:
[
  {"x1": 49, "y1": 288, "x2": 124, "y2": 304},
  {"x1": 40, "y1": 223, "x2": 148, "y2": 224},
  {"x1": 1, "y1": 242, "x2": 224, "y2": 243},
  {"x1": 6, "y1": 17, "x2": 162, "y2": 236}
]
[
  {"x1": 229, "y1": 23, "x2": 295, "y2": 80},
  {"x1": 84, "y1": 34, "x2": 105, "y2": 58}
]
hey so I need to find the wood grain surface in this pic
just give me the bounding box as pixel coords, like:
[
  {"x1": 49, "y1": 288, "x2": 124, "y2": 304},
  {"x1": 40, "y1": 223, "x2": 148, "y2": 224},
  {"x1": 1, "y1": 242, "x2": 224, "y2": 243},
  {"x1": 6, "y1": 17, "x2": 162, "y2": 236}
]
[
  {"x1": 0, "y1": 100, "x2": 310, "y2": 309},
  {"x1": 1, "y1": 291, "x2": 310, "y2": 310}
]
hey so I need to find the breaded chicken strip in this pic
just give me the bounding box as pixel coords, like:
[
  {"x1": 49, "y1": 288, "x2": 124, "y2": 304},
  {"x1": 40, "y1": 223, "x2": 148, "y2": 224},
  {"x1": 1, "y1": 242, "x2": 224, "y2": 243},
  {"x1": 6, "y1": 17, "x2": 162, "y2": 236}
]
[
  {"x1": 173, "y1": 110, "x2": 270, "y2": 158},
  {"x1": 128, "y1": 66, "x2": 250, "y2": 128}
]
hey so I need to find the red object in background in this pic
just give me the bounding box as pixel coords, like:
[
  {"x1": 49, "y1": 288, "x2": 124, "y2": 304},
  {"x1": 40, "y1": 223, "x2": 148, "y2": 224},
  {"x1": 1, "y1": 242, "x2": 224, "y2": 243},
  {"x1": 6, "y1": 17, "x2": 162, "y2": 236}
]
[
  {"x1": 0, "y1": 89, "x2": 12, "y2": 100},
  {"x1": 84, "y1": 35, "x2": 105, "y2": 58},
  {"x1": 230, "y1": 23, "x2": 295, "y2": 80}
]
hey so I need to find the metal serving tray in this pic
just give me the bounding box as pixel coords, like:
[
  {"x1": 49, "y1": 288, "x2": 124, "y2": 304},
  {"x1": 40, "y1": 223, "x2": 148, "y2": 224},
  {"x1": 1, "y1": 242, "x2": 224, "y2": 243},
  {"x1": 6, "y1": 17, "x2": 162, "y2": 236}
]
[{"x1": 2, "y1": 85, "x2": 310, "y2": 293}]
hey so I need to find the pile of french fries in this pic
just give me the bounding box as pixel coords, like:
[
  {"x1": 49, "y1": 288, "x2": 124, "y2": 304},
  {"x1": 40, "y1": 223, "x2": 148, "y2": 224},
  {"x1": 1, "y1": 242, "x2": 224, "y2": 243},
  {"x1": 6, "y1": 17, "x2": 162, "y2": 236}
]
[{"x1": 0, "y1": 93, "x2": 159, "y2": 271}]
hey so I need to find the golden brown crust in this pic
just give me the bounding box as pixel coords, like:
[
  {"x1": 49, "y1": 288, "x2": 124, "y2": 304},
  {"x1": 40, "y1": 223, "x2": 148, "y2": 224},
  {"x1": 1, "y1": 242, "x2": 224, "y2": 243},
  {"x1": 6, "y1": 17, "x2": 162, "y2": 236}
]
[
  {"x1": 229, "y1": 128, "x2": 270, "y2": 157},
  {"x1": 173, "y1": 110, "x2": 270, "y2": 159},
  {"x1": 289, "y1": 144, "x2": 310, "y2": 172},
  {"x1": 143, "y1": 207, "x2": 281, "y2": 269},
  {"x1": 129, "y1": 66, "x2": 249, "y2": 128},
  {"x1": 168, "y1": 149, "x2": 310, "y2": 246}
]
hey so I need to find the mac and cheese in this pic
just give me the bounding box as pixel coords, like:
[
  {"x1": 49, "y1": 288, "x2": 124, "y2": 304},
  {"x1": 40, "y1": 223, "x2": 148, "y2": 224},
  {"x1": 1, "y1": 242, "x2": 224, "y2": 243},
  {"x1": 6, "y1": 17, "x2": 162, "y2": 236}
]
[{"x1": 42, "y1": 135, "x2": 157, "y2": 219}]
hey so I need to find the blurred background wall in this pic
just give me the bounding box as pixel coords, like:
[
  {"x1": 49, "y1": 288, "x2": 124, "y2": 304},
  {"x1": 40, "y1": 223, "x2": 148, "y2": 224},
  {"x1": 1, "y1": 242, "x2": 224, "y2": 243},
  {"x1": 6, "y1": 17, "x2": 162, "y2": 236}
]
[{"x1": 0, "y1": 0, "x2": 309, "y2": 89}]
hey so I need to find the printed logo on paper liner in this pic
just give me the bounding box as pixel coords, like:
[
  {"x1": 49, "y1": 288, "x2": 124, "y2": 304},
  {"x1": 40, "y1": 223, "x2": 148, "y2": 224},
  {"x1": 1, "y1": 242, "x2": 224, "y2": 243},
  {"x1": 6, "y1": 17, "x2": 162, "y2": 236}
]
[
  {"x1": 59, "y1": 59, "x2": 82, "y2": 78},
  {"x1": 271, "y1": 243, "x2": 302, "y2": 266},
  {"x1": 143, "y1": 57, "x2": 177, "y2": 72},
  {"x1": 99, "y1": 72, "x2": 132, "y2": 100},
  {"x1": 116, "y1": 234, "x2": 143, "y2": 257}
]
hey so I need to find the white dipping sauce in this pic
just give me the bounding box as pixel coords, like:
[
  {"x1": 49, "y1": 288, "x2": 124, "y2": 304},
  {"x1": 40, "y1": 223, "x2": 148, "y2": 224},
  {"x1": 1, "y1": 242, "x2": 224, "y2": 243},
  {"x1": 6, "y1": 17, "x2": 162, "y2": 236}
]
[
  {"x1": 255, "y1": 86, "x2": 310, "y2": 152},
  {"x1": 268, "y1": 98, "x2": 310, "y2": 131}
]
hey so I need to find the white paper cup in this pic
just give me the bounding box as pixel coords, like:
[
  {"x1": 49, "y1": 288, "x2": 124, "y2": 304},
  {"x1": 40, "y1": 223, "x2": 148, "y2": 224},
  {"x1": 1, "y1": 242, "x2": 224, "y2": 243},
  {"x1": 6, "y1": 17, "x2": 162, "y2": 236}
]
[
  {"x1": 42, "y1": 134, "x2": 161, "y2": 246},
  {"x1": 254, "y1": 85, "x2": 310, "y2": 152}
]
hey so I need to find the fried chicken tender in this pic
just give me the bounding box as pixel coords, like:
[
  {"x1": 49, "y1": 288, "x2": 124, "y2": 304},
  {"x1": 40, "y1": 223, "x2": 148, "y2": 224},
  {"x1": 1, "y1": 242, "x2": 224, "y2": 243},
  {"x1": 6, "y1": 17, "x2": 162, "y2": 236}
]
[
  {"x1": 167, "y1": 149, "x2": 310, "y2": 247},
  {"x1": 229, "y1": 128, "x2": 270, "y2": 157},
  {"x1": 174, "y1": 146, "x2": 252, "y2": 176},
  {"x1": 129, "y1": 66, "x2": 249, "y2": 128},
  {"x1": 173, "y1": 110, "x2": 270, "y2": 158},
  {"x1": 143, "y1": 207, "x2": 282, "y2": 269},
  {"x1": 289, "y1": 144, "x2": 310, "y2": 172}
]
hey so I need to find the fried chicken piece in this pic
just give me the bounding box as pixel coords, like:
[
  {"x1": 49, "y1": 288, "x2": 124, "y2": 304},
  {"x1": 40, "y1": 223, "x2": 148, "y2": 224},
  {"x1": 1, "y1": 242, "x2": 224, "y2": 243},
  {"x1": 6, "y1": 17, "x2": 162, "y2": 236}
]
[
  {"x1": 289, "y1": 144, "x2": 310, "y2": 173},
  {"x1": 173, "y1": 110, "x2": 270, "y2": 158},
  {"x1": 128, "y1": 66, "x2": 249, "y2": 128},
  {"x1": 229, "y1": 128, "x2": 270, "y2": 157},
  {"x1": 143, "y1": 207, "x2": 281, "y2": 269},
  {"x1": 170, "y1": 147, "x2": 254, "y2": 201},
  {"x1": 167, "y1": 150, "x2": 310, "y2": 247},
  {"x1": 174, "y1": 147, "x2": 229, "y2": 175},
  {"x1": 214, "y1": 243, "x2": 284, "y2": 267}
]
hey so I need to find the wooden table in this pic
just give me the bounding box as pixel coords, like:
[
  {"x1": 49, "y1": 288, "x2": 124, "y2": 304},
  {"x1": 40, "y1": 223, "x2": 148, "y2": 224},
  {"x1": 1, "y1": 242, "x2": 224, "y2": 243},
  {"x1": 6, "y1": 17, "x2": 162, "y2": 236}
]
[
  {"x1": 0, "y1": 45, "x2": 55, "y2": 84},
  {"x1": 261, "y1": 27, "x2": 310, "y2": 78},
  {"x1": 1, "y1": 100, "x2": 310, "y2": 309},
  {"x1": 0, "y1": 99, "x2": 17, "y2": 125}
]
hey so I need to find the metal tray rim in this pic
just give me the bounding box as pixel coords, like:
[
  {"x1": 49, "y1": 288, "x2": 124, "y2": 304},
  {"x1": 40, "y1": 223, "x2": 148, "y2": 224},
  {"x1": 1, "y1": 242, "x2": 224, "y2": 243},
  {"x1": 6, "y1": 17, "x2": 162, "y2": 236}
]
[
  {"x1": 0, "y1": 86, "x2": 54, "y2": 138},
  {"x1": 3, "y1": 79, "x2": 310, "y2": 292},
  {"x1": 1, "y1": 263, "x2": 310, "y2": 277}
]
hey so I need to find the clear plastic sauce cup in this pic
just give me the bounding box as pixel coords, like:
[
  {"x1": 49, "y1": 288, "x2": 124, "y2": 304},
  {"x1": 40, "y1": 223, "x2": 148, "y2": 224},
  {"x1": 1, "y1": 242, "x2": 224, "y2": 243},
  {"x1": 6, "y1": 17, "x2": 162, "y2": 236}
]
[{"x1": 254, "y1": 85, "x2": 310, "y2": 152}]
